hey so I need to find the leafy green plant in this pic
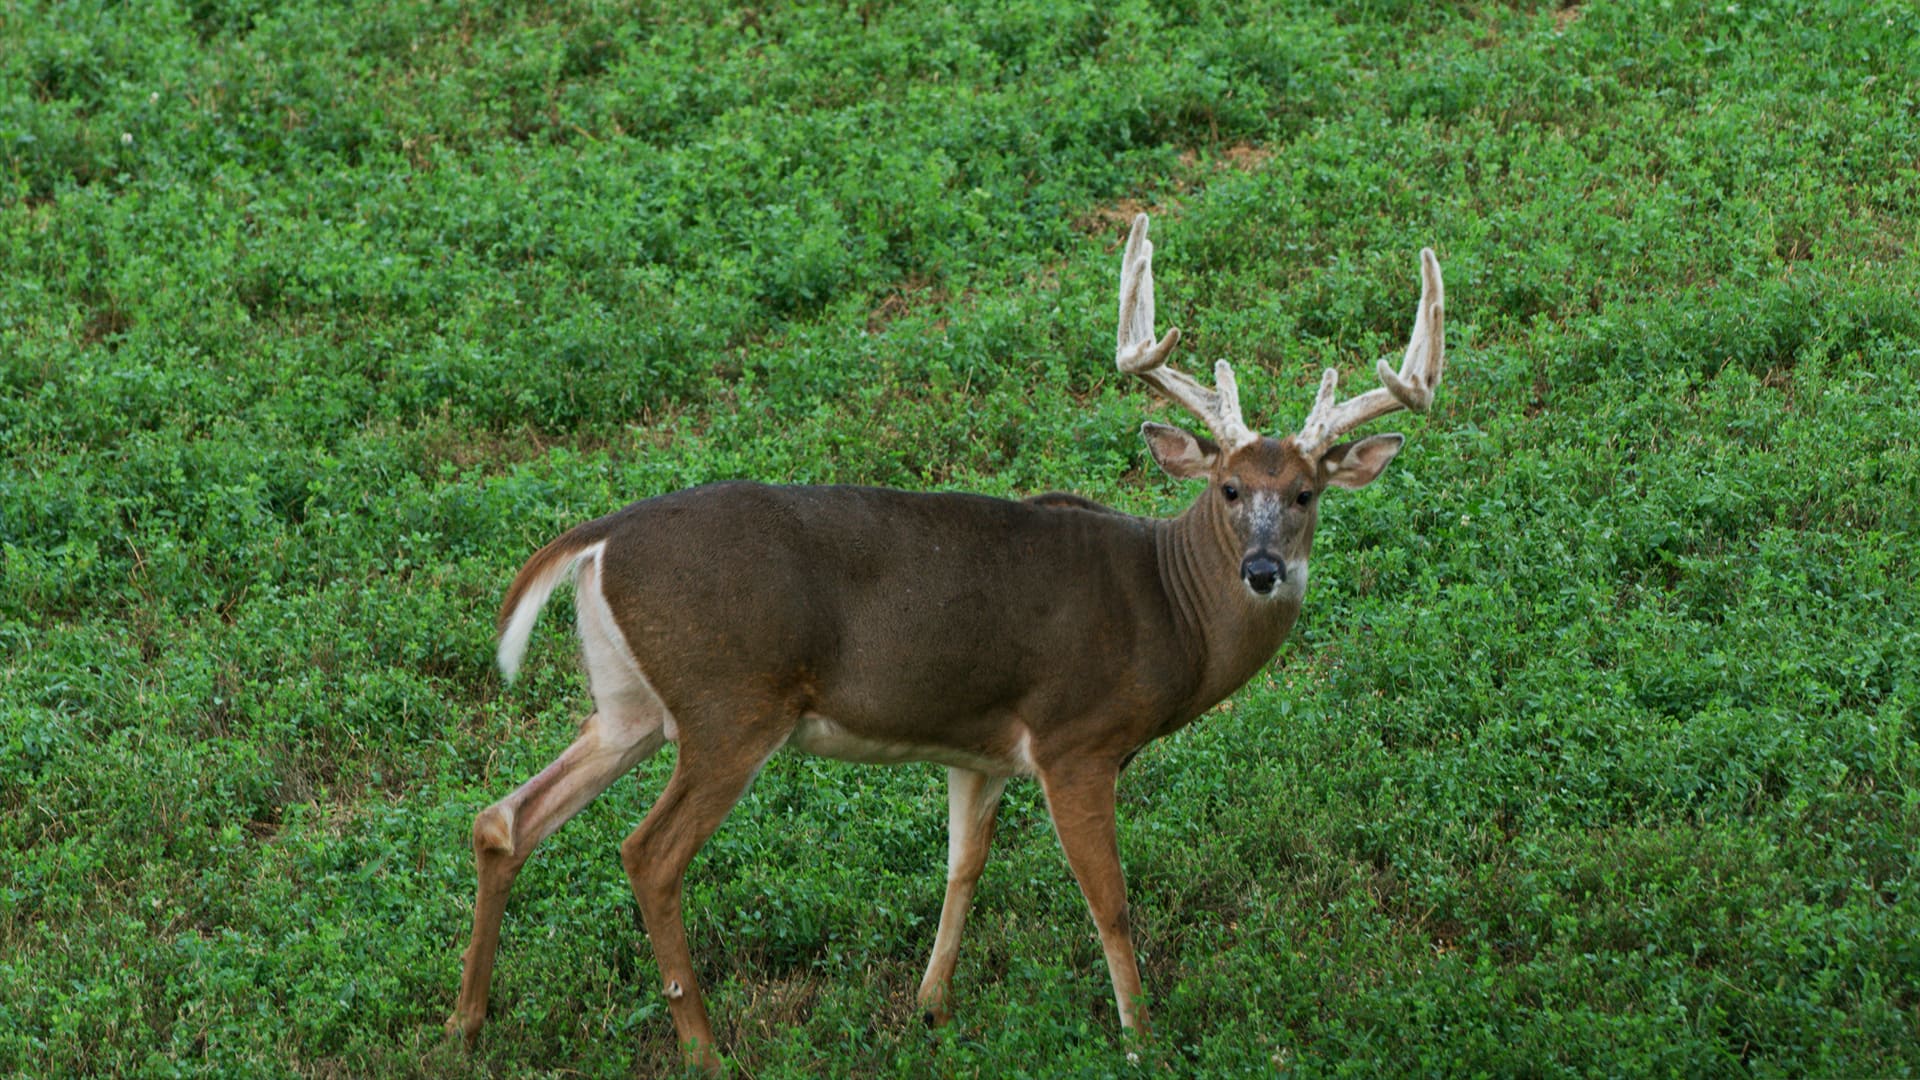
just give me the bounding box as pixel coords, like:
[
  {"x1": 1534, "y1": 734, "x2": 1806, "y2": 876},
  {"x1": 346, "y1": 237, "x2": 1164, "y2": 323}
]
[{"x1": 3, "y1": 0, "x2": 1917, "y2": 1075}]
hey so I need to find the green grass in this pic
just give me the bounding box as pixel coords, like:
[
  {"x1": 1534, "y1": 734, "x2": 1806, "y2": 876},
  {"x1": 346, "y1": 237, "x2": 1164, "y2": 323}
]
[{"x1": 4, "y1": 0, "x2": 1918, "y2": 1075}]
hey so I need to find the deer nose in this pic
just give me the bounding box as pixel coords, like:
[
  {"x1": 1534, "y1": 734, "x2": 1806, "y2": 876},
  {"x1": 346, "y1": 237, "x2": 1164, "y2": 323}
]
[{"x1": 1241, "y1": 555, "x2": 1284, "y2": 595}]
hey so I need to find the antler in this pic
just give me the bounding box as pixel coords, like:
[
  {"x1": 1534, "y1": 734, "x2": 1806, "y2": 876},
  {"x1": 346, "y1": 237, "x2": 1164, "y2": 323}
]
[
  {"x1": 1115, "y1": 214, "x2": 1257, "y2": 452},
  {"x1": 1293, "y1": 248, "x2": 1445, "y2": 456}
]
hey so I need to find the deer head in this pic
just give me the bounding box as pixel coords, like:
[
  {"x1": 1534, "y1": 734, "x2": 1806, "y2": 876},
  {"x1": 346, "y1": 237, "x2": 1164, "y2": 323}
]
[{"x1": 1116, "y1": 213, "x2": 1444, "y2": 600}]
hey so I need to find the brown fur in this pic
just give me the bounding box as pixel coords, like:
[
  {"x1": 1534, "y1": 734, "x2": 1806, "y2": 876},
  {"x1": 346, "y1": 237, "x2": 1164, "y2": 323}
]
[
  {"x1": 446, "y1": 433, "x2": 1379, "y2": 1067},
  {"x1": 1024, "y1": 491, "x2": 1123, "y2": 513},
  {"x1": 450, "y1": 218, "x2": 1439, "y2": 1070}
]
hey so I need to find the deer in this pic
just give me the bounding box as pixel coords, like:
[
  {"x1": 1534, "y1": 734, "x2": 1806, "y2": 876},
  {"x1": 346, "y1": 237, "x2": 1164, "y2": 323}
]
[{"x1": 446, "y1": 214, "x2": 1445, "y2": 1071}]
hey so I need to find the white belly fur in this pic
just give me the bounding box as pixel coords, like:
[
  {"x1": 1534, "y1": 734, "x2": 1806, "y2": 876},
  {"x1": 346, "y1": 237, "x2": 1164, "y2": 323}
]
[{"x1": 787, "y1": 715, "x2": 1033, "y2": 777}]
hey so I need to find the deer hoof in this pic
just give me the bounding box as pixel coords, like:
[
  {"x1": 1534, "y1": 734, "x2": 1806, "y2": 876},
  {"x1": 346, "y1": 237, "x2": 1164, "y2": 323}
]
[
  {"x1": 444, "y1": 1011, "x2": 482, "y2": 1046},
  {"x1": 681, "y1": 1040, "x2": 725, "y2": 1075}
]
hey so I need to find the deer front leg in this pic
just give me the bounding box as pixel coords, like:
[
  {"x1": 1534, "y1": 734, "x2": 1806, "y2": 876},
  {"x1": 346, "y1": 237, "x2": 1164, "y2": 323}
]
[
  {"x1": 916, "y1": 767, "x2": 1009, "y2": 1027},
  {"x1": 449, "y1": 710, "x2": 667, "y2": 1043},
  {"x1": 1039, "y1": 761, "x2": 1149, "y2": 1036}
]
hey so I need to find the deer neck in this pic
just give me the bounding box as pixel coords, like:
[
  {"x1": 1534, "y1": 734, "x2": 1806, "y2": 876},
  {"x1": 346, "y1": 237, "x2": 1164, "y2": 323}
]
[{"x1": 1155, "y1": 496, "x2": 1301, "y2": 718}]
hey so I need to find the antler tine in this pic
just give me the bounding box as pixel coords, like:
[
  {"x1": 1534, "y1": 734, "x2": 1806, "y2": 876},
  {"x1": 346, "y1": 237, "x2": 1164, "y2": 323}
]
[
  {"x1": 1115, "y1": 214, "x2": 1176, "y2": 372},
  {"x1": 1295, "y1": 247, "x2": 1445, "y2": 456},
  {"x1": 1114, "y1": 214, "x2": 1257, "y2": 451}
]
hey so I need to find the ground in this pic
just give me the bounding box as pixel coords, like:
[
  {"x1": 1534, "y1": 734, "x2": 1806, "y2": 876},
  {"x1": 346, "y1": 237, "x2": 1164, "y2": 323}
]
[{"x1": 3, "y1": 0, "x2": 1917, "y2": 1075}]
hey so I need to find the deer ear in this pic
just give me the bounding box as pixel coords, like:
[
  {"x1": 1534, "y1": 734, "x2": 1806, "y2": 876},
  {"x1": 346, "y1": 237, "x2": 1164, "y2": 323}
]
[
  {"x1": 1320, "y1": 433, "x2": 1404, "y2": 490},
  {"x1": 1141, "y1": 422, "x2": 1219, "y2": 479}
]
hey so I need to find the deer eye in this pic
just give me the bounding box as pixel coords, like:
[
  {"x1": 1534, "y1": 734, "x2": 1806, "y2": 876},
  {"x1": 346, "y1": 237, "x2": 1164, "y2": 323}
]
[
  {"x1": 1296, "y1": 489, "x2": 1314, "y2": 507},
  {"x1": 1221, "y1": 483, "x2": 1240, "y2": 502}
]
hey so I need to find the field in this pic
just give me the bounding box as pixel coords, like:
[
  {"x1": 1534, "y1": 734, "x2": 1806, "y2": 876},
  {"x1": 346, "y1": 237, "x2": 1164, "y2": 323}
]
[{"x1": 4, "y1": 0, "x2": 1919, "y2": 1075}]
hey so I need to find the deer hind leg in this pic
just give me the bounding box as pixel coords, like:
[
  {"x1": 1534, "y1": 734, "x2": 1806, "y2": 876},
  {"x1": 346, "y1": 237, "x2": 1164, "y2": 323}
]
[
  {"x1": 1039, "y1": 761, "x2": 1149, "y2": 1037},
  {"x1": 916, "y1": 766, "x2": 1009, "y2": 1026},
  {"x1": 446, "y1": 703, "x2": 669, "y2": 1043},
  {"x1": 447, "y1": 708, "x2": 667, "y2": 1041},
  {"x1": 450, "y1": 552, "x2": 672, "y2": 1043},
  {"x1": 620, "y1": 724, "x2": 786, "y2": 1073}
]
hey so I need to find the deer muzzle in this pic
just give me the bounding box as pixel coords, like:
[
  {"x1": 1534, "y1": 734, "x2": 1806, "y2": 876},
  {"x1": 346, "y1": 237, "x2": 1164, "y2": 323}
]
[{"x1": 1241, "y1": 554, "x2": 1285, "y2": 596}]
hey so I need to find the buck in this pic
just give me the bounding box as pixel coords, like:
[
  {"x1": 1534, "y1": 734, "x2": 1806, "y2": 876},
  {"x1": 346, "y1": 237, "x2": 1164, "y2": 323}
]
[{"x1": 447, "y1": 215, "x2": 1445, "y2": 1069}]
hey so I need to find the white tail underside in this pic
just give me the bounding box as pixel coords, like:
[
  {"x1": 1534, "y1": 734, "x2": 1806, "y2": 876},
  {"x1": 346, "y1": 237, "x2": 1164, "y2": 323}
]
[{"x1": 497, "y1": 541, "x2": 606, "y2": 682}]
